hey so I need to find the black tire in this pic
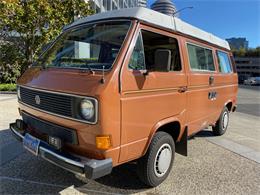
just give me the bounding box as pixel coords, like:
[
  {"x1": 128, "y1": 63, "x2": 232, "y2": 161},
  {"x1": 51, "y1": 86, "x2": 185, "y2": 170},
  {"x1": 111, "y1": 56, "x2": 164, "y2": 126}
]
[
  {"x1": 137, "y1": 131, "x2": 175, "y2": 187},
  {"x1": 212, "y1": 107, "x2": 229, "y2": 136}
]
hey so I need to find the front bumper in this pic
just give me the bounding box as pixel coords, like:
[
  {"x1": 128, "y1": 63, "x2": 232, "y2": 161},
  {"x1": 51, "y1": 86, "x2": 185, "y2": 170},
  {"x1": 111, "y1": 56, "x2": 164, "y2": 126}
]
[{"x1": 9, "y1": 122, "x2": 112, "y2": 179}]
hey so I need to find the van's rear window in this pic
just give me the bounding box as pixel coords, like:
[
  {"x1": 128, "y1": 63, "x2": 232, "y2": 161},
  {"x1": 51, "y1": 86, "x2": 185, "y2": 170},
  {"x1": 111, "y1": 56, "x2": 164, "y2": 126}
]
[{"x1": 36, "y1": 21, "x2": 131, "y2": 70}]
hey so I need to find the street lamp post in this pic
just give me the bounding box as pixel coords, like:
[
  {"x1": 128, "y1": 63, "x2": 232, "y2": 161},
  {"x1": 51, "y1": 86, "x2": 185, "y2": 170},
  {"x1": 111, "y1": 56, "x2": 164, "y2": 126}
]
[{"x1": 173, "y1": 6, "x2": 193, "y2": 17}]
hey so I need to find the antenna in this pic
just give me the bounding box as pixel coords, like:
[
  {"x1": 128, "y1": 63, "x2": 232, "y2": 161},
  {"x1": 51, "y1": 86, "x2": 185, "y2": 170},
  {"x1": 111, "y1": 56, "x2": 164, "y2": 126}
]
[
  {"x1": 172, "y1": 6, "x2": 193, "y2": 17},
  {"x1": 101, "y1": 65, "x2": 105, "y2": 84}
]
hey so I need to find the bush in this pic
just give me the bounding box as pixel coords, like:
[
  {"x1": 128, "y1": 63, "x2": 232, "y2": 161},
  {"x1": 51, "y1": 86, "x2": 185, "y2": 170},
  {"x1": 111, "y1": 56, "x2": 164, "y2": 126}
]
[
  {"x1": 0, "y1": 83, "x2": 17, "y2": 91},
  {"x1": 0, "y1": 42, "x2": 24, "y2": 84}
]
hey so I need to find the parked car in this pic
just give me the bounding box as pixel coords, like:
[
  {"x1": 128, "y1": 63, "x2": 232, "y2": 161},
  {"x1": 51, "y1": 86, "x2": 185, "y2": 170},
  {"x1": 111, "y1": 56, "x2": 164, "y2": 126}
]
[
  {"x1": 244, "y1": 77, "x2": 260, "y2": 85},
  {"x1": 255, "y1": 77, "x2": 260, "y2": 85},
  {"x1": 10, "y1": 7, "x2": 238, "y2": 187}
]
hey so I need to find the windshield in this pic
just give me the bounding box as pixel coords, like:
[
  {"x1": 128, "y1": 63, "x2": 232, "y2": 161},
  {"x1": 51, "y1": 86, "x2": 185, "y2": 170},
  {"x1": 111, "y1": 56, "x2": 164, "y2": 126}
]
[{"x1": 36, "y1": 21, "x2": 131, "y2": 70}]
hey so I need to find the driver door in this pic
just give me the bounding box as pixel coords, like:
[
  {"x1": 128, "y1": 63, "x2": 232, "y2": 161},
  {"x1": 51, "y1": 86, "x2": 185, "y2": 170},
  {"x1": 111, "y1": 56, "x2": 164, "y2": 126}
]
[{"x1": 119, "y1": 26, "x2": 187, "y2": 162}]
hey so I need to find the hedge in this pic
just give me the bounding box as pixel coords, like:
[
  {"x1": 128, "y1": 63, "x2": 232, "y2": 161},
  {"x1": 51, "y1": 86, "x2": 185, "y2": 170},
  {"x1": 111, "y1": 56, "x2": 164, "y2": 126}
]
[{"x1": 0, "y1": 84, "x2": 17, "y2": 91}]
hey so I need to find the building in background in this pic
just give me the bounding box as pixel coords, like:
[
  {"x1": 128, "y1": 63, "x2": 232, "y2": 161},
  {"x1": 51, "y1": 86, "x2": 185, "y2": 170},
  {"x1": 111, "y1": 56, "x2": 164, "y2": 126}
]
[
  {"x1": 86, "y1": 0, "x2": 147, "y2": 13},
  {"x1": 235, "y1": 57, "x2": 260, "y2": 83},
  {"x1": 226, "y1": 37, "x2": 249, "y2": 50},
  {"x1": 151, "y1": 0, "x2": 178, "y2": 17}
]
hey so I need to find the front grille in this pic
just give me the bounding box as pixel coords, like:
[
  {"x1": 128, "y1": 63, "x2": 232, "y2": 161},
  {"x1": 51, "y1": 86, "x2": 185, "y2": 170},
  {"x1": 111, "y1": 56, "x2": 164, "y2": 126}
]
[
  {"x1": 20, "y1": 86, "x2": 72, "y2": 117},
  {"x1": 22, "y1": 112, "x2": 78, "y2": 145}
]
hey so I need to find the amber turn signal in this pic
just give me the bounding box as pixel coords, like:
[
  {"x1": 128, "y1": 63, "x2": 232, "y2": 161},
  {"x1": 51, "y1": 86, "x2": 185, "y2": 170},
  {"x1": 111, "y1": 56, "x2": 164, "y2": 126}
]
[{"x1": 96, "y1": 135, "x2": 112, "y2": 150}]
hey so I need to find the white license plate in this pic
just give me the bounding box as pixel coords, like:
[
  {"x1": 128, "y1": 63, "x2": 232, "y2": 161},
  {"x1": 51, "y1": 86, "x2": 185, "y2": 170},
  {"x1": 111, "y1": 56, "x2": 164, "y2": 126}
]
[{"x1": 23, "y1": 133, "x2": 40, "y2": 155}]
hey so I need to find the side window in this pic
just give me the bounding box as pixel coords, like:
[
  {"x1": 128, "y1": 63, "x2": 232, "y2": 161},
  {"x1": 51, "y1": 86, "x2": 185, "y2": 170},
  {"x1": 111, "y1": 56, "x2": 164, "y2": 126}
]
[
  {"x1": 141, "y1": 30, "x2": 182, "y2": 71},
  {"x1": 128, "y1": 33, "x2": 146, "y2": 70},
  {"x1": 128, "y1": 30, "x2": 182, "y2": 72},
  {"x1": 217, "y1": 51, "x2": 233, "y2": 73},
  {"x1": 187, "y1": 43, "x2": 215, "y2": 71}
]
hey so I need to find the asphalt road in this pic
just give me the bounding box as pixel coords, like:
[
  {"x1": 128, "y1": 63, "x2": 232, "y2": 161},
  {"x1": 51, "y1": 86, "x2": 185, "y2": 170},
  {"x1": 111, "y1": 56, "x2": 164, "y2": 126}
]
[
  {"x1": 0, "y1": 87, "x2": 259, "y2": 194},
  {"x1": 236, "y1": 86, "x2": 260, "y2": 117}
]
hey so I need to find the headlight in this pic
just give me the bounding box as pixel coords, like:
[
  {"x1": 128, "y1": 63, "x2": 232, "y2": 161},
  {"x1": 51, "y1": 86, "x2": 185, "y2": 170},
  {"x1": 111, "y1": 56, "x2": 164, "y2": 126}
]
[
  {"x1": 80, "y1": 99, "x2": 95, "y2": 120},
  {"x1": 17, "y1": 86, "x2": 21, "y2": 99}
]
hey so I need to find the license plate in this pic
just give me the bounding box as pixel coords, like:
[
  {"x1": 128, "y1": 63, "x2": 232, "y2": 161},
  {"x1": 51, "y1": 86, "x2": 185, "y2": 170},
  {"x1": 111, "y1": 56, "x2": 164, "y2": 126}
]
[{"x1": 23, "y1": 133, "x2": 40, "y2": 155}]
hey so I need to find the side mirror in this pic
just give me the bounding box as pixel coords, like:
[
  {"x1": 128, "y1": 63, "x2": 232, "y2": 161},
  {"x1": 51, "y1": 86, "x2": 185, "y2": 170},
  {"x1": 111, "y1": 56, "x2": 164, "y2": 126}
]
[
  {"x1": 132, "y1": 69, "x2": 149, "y2": 76},
  {"x1": 140, "y1": 69, "x2": 149, "y2": 76},
  {"x1": 154, "y1": 49, "x2": 171, "y2": 72}
]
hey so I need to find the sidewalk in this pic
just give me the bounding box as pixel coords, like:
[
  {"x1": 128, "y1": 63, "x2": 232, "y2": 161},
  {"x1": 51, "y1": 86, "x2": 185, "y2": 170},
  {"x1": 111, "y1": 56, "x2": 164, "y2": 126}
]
[
  {"x1": 207, "y1": 112, "x2": 260, "y2": 163},
  {"x1": 0, "y1": 94, "x2": 23, "y2": 166}
]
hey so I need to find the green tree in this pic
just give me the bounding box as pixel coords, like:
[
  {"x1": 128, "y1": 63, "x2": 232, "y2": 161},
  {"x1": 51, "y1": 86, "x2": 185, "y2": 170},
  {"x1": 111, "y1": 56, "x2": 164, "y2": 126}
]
[
  {"x1": 0, "y1": 42, "x2": 23, "y2": 83},
  {"x1": 0, "y1": 0, "x2": 93, "y2": 73},
  {"x1": 232, "y1": 47, "x2": 260, "y2": 57},
  {"x1": 237, "y1": 47, "x2": 246, "y2": 57},
  {"x1": 245, "y1": 47, "x2": 260, "y2": 57}
]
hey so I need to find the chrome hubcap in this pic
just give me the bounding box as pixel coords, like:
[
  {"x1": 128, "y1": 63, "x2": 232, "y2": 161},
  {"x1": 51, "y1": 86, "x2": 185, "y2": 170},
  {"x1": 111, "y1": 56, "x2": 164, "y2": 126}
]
[
  {"x1": 222, "y1": 112, "x2": 229, "y2": 130},
  {"x1": 154, "y1": 143, "x2": 172, "y2": 177}
]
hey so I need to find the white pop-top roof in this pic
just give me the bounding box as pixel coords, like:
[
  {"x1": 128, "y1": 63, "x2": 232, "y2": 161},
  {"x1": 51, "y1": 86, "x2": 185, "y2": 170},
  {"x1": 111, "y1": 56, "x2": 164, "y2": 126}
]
[{"x1": 66, "y1": 7, "x2": 230, "y2": 50}]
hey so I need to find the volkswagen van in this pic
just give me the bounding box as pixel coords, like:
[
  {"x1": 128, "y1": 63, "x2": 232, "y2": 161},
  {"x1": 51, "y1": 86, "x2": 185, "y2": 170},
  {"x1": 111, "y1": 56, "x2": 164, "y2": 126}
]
[{"x1": 10, "y1": 7, "x2": 238, "y2": 187}]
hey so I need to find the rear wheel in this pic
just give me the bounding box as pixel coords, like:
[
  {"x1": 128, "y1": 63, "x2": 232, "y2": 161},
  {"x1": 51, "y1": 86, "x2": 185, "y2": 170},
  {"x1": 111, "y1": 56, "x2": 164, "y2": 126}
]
[
  {"x1": 212, "y1": 107, "x2": 229, "y2": 136},
  {"x1": 137, "y1": 132, "x2": 175, "y2": 187}
]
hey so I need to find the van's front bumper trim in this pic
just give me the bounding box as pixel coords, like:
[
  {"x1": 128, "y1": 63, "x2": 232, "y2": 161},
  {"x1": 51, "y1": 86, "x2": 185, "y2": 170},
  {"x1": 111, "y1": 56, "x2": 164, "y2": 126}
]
[{"x1": 9, "y1": 122, "x2": 112, "y2": 179}]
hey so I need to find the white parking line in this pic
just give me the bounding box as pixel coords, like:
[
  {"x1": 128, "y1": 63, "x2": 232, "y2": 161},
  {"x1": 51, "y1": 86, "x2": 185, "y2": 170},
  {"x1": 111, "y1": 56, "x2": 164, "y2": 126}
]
[
  {"x1": 207, "y1": 137, "x2": 260, "y2": 163},
  {"x1": 0, "y1": 176, "x2": 120, "y2": 195},
  {"x1": 0, "y1": 176, "x2": 67, "y2": 188}
]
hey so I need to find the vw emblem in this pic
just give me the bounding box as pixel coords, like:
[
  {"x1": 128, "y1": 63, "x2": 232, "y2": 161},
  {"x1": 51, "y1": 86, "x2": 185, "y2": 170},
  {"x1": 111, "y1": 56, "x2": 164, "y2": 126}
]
[{"x1": 35, "y1": 95, "x2": 41, "y2": 105}]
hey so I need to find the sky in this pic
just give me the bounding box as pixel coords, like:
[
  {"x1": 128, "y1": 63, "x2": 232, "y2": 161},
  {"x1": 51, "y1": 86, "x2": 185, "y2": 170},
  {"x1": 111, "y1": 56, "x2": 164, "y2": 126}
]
[{"x1": 147, "y1": 0, "x2": 260, "y2": 48}]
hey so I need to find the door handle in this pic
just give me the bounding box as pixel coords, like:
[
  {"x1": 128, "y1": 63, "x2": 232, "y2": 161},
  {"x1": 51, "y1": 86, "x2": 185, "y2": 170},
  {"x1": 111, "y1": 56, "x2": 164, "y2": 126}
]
[
  {"x1": 178, "y1": 86, "x2": 187, "y2": 93},
  {"x1": 209, "y1": 76, "x2": 214, "y2": 85}
]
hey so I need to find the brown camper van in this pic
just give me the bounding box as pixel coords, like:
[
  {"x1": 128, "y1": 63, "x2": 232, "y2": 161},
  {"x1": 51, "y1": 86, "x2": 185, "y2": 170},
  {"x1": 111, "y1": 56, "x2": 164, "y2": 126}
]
[{"x1": 10, "y1": 8, "x2": 238, "y2": 187}]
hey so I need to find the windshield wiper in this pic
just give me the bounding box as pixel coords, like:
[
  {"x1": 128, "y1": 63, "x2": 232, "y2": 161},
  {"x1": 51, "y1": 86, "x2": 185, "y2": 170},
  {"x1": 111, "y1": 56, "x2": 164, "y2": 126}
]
[
  {"x1": 85, "y1": 62, "x2": 95, "y2": 75},
  {"x1": 77, "y1": 59, "x2": 95, "y2": 74}
]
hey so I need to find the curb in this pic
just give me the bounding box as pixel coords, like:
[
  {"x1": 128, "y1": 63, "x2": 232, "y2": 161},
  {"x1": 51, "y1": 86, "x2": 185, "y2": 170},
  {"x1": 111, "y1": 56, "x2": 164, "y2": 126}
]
[{"x1": 0, "y1": 91, "x2": 17, "y2": 94}]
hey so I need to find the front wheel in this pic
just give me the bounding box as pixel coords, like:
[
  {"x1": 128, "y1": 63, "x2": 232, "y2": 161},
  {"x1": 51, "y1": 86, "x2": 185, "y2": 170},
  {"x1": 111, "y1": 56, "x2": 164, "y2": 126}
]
[
  {"x1": 212, "y1": 107, "x2": 229, "y2": 136},
  {"x1": 137, "y1": 132, "x2": 175, "y2": 187}
]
